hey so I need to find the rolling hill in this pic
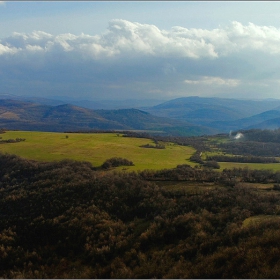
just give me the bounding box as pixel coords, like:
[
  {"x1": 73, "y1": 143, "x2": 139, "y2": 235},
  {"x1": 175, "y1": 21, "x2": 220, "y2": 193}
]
[
  {"x1": 0, "y1": 99, "x2": 215, "y2": 136},
  {"x1": 144, "y1": 96, "x2": 280, "y2": 132},
  {"x1": 246, "y1": 116, "x2": 280, "y2": 130},
  {"x1": 2, "y1": 96, "x2": 280, "y2": 135},
  {"x1": 212, "y1": 109, "x2": 280, "y2": 131},
  {"x1": 0, "y1": 93, "x2": 166, "y2": 109}
]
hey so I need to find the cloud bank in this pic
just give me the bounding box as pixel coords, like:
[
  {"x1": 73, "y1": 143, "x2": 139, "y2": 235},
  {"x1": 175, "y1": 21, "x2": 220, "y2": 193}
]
[
  {"x1": 1, "y1": 19, "x2": 280, "y2": 100},
  {"x1": 184, "y1": 76, "x2": 240, "y2": 87},
  {"x1": 3, "y1": 19, "x2": 280, "y2": 59}
]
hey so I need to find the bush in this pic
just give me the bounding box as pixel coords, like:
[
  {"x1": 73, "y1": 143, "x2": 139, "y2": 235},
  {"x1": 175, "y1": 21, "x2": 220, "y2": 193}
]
[
  {"x1": 190, "y1": 151, "x2": 204, "y2": 164},
  {"x1": 101, "y1": 157, "x2": 134, "y2": 169},
  {"x1": 140, "y1": 143, "x2": 165, "y2": 149},
  {"x1": 203, "y1": 161, "x2": 220, "y2": 169}
]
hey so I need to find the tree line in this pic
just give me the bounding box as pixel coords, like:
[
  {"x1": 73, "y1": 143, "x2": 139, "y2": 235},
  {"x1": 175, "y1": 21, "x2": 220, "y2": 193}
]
[
  {"x1": 241, "y1": 128, "x2": 280, "y2": 143},
  {"x1": 206, "y1": 154, "x2": 279, "y2": 164}
]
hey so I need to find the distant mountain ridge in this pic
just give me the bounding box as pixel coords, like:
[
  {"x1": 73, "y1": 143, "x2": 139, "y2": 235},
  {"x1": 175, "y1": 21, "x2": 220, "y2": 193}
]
[
  {"x1": 1, "y1": 95, "x2": 280, "y2": 135},
  {"x1": 0, "y1": 99, "x2": 215, "y2": 136},
  {"x1": 212, "y1": 109, "x2": 280, "y2": 131},
  {"x1": 0, "y1": 93, "x2": 166, "y2": 109},
  {"x1": 247, "y1": 116, "x2": 280, "y2": 130},
  {"x1": 144, "y1": 96, "x2": 280, "y2": 132}
]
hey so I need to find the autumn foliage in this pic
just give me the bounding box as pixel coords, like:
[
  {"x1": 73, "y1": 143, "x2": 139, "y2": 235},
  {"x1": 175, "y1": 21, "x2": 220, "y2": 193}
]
[{"x1": 1, "y1": 152, "x2": 280, "y2": 278}]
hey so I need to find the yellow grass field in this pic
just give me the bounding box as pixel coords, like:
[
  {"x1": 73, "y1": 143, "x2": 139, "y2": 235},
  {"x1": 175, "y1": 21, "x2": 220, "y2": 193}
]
[{"x1": 0, "y1": 131, "x2": 196, "y2": 170}]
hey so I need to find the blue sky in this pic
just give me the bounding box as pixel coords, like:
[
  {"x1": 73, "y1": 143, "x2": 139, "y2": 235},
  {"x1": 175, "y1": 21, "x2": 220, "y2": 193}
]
[{"x1": 1, "y1": 1, "x2": 280, "y2": 101}]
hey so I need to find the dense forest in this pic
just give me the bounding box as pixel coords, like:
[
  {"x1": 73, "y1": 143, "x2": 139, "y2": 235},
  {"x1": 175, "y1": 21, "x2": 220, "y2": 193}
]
[
  {"x1": 1, "y1": 151, "x2": 280, "y2": 278},
  {"x1": 240, "y1": 128, "x2": 280, "y2": 143}
]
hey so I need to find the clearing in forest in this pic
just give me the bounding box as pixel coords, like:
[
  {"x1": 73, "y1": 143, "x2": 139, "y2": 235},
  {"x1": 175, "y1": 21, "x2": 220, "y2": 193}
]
[{"x1": 0, "y1": 131, "x2": 196, "y2": 170}]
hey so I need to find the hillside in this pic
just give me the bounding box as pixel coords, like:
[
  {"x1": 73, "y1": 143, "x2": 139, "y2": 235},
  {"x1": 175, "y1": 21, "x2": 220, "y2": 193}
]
[
  {"x1": 0, "y1": 94, "x2": 166, "y2": 109},
  {"x1": 0, "y1": 99, "x2": 215, "y2": 136},
  {"x1": 144, "y1": 96, "x2": 280, "y2": 132},
  {"x1": 212, "y1": 109, "x2": 280, "y2": 131},
  {"x1": 0, "y1": 100, "x2": 126, "y2": 132},
  {"x1": 246, "y1": 116, "x2": 280, "y2": 130},
  {"x1": 1, "y1": 152, "x2": 280, "y2": 278},
  {"x1": 2, "y1": 96, "x2": 280, "y2": 135},
  {"x1": 1, "y1": 129, "x2": 280, "y2": 278}
]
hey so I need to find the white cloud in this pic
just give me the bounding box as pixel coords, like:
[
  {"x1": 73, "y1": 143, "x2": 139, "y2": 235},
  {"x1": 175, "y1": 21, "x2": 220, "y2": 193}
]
[
  {"x1": 170, "y1": 21, "x2": 280, "y2": 56},
  {"x1": 184, "y1": 76, "x2": 240, "y2": 87},
  {"x1": 0, "y1": 43, "x2": 17, "y2": 55},
  {"x1": 25, "y1": 44, "x2": 44, "y2": 52},
  {"x1": 0, "y1": 1, "x2": 5, "y2": 6},
  {"x1": 1, "y1": 20, "x2": 280, "y2": 61},
  {"x1": 223, "y1": 21, "x2": 280, "y2": 55}
]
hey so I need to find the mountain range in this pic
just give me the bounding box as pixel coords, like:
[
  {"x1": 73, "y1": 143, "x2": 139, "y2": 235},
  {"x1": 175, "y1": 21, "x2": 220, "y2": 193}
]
[
  {"x1": 0, "y1": 99, "x2": 215, "y2": 136},
  {"x1": 1, "y1": 94, "x2": 280, "y2": 135},
  {"x1": 144, "y1": 96, "x2": 280, "y2": 132}
]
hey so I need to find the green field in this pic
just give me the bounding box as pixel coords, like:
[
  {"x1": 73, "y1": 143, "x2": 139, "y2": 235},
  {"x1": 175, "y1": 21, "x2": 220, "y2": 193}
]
[
  {"x1": 0, "y1": 131, "x2": 196, "y2": 170},
  {"x1": 202, "y1": 151, "x2": 280, "y2": 172},
  {"x1": 218, "y1": 162, "x2": 280, "y2": 172},
  {"x1": 3, "y1": 130, "x2": 280, "y2": 172}
]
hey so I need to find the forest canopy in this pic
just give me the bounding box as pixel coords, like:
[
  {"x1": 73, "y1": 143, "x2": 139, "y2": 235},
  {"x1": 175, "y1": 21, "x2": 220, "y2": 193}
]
[{"x1": 1, "y1": 151, "x2": 280, "y2": 278}]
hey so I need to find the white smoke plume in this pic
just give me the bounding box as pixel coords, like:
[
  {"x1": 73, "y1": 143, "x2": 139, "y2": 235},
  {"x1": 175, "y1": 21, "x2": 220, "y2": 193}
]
[{"x1": 234, "y1": 132, "x2": 244, "y2": 139}]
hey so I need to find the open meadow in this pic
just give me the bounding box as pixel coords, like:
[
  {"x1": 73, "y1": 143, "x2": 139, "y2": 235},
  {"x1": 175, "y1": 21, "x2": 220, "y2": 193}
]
[{"x1": 0, "y1": 131, "x2": 196, "y2": 170}]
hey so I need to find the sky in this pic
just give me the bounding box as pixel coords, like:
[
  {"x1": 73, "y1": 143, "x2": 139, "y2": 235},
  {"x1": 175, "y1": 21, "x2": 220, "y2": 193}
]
[{"x1": 1, "y1": 1, "x2": 280, "y2": 101}]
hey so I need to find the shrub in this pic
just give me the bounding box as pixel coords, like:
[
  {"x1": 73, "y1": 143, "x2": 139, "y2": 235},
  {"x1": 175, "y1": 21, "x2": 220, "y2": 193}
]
[
  {"x1": 203, "y1": 161, "x2": 220, "y2": 169},
  {"x1": 101, "y1": 157, "x2": 134, "y2": 169}
]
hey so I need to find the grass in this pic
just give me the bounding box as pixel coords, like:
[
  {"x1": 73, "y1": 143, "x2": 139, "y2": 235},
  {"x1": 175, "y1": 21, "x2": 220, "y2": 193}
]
[
  {"x1": 218, "y1": 162, "x2": 280, "y2": 172},
  {"x1": 0, "y1": 131, "x2": 196, "y2": 170},
  {"x1": 235, "y1": 182, "x2": 274, "y2": 190},
  {"x1": 202, "y1": 151, "x2": 280, "y2": 172},
  {"x1": 156, "y1": 180, "x2": 224, "y2": 194},
  {"x1": 201, "y1": 150, "x2": 280, "y2": 171},
  {"x1": 243, "y1": 215, "x2": 280, "y2": 228},
  {"x1": 3, "y1": 130, "x2": 280, "y2": 172}
]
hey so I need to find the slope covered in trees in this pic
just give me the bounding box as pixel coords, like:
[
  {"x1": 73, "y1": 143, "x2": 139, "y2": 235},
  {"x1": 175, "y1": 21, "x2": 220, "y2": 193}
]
[
  {"x1": 0, "y1": 99, "x2": 215, "y2": 136},
  {"x1": 1, "y1": 153, "x2": 280, "y2": 278},
  {"x1": 145, "y1": 96, "x2": 280, "y2": 132}
]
